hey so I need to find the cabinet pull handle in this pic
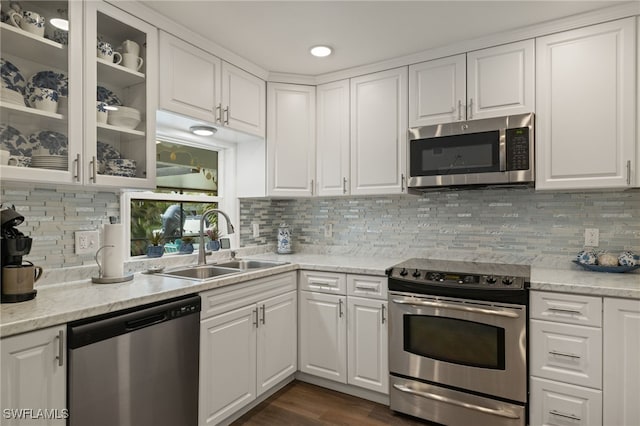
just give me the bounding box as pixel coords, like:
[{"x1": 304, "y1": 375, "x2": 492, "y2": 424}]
[
  {"x1": 310, "y1": 179, "x2": 314, "y2": 196},
  {"x1": 457, "y1": 100, "x2": 462, "y2": 120},
  {"x1": 468, "y1": 98, "x2": 473, "y2": 119},
  {"x1": 260, "y1": 304, "x2": 266, "y2": 324},
  {"x1": 56, "y1": 330, "x2": 64, "y2": 367},
  {"x1": 343, "y1": 177, "x2": 347, "y2": 194},
  {"x1": 215, "y1": 104, "x2": 222, "y2": 123},
  {"x1": 401, "y1": 174, "x2": 405, "y2": 192},
  {"x1": 74, "y1": 153, "x2": 80, "y2": 182},
  {"x1": 627, "y1": 160, "x2": 631, "y2": 185},
  {"x1": 89, "y1": 156, "x2": 97, "y2": 182},
  {"x1": 549, "y1": 410, "x2": 581, "y2": 421},
  {"x1": 381, "y1": 304, "x2": 386, "y2": 324},
  {"x1": 253, "y1": 308, "x2": 259, "y2": 328},
  {"x1": 338, "y1": 299, "x2": 343, "y2": 318},
  {"x1": 548, "y1": 307, "x2": 582, "y2": 315},
  {"x1": 549, "y1": 350, "x2": 581, "y2": 359},
  {"x1": 223, "y1": 106, "x2": 230, "y2": 125},
  {"x1": 355, "y1": 283, "x2": 378, "y2": 291}
]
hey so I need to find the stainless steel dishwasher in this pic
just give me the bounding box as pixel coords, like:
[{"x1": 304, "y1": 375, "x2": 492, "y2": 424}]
[{"x1": 67, "y1": 294, "x2": 201, "y2": 426}]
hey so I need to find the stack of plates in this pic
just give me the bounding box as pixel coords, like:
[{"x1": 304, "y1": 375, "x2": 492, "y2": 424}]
[
  {"x1": 31, "y1": 155, "x2": 67, "y2": 171},
  {"x1": 0, "y1": 87, "x2": 25, "y2": 106}
]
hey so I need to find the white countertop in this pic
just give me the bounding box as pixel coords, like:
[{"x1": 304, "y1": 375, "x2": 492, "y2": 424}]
[{"x1": 1, "y1": 253, "x2": 638, "y2": 338}]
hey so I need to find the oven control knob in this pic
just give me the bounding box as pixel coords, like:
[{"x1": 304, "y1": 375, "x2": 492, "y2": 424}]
[
  {"x1": 399, "y1": 268, "x2": 408, "y2": 276},
  {"x1": 502, "y1": 277, "x2": 514, "y2": 286},
  {"x1": 412, "y1": 269, "x2": 421, "y2": 278},
  {"x1": 486, "y1": 276, "x2": 497, "y2": 284}
]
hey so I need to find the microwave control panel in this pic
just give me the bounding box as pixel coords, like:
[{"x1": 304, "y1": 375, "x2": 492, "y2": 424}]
[{"x1": 506, "y1": 127, "x2": 530, "y2": 171}]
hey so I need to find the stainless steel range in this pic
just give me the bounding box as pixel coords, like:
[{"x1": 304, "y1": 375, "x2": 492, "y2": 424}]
[{"x1": 386, "y1": 259, "x2": 529, "y2": 426}]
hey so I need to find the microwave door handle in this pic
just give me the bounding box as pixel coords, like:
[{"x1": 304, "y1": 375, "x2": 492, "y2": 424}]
[
  {"x1": 393, "y1": 384, "x2": 521, "y2": 420},
  {"x1": 391, "y1": 298, "x2": 520, "y2": 318},
  {"x1": 499, "y1": 128, "x2": 507, "y2": 172}
]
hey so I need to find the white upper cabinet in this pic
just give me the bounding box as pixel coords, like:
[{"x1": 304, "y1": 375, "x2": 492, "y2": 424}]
[
  {"x1": 266, "y1": 82, "x2": 316, "y2": 197},
  {"x1": 409, "y1": 40, "x2": 534, "y2": 127},
  {"x1": 159, "y1": 31, "x2": 265, "y2": 138},
  {"x1": 536, "y1": 18, "x2": 636, "y2": 190},
  {"x1": 409, "y1": 54, "x2": 466, "y2": 127},
  {"x1": 159, "y1": 31, "x2": 221, "y2": 124},
  {"x1": 350, "y1": 67, "x2": 407, "y2": 195},
  {"x1": 0, "y1": 0, "x2": 83, "y2": 185},
  {"x1": 316, "y1": 79, "x2": 350, "y2": 196},
  {"x1": 84, "y1": 1, "x2": 157, "y2": 189}
]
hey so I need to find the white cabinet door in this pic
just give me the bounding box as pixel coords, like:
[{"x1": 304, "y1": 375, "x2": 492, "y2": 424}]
[
  {"x1": 267, "y1": 83, "x2": 316, "y2": 196},
  {"x1": 298, "y1": 291, "x2": 347, "y2": 383},
  {"x1": 530, "y1": 377, "x2": 602, "y2": 426},
  {"x1": 351, "y1": 67, "x2": 408, "y2": 195},
  {"x1": 467, "y1": 39, "x2": 534, "y2": 120},
  {"x1": 409, "y1": 54, "x2": 466, "y2": 127},
  {"x1": 159, "y1": 31, "x2": 221, "y2": 124},
  {"x1": 256, "y1": 290, "x2": 297, "y2": 397},
  {"x1": 347, "y1": 297, "x2": 388, "y2": 394},
  {"x1": 536, "y1": 18, "x2": 636, "y2": 190},
  {"x1": 221, "y1": 61, "x2": 265, "y2": 138},
  {"x1": 199, "y1": 305, "x2": 256, "y2": 426},
  {"x1": 603, "y1": 297, "x2": 640, "y2": 426},
  {"x1": 317, "y1": 79, "x2": 350, "y2": 196},
  {"x1": 1, "y1": 326, "x2": 66, "y2": 426}
]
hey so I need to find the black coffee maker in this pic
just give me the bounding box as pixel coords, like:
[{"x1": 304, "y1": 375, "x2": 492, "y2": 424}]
[{"x1": 1, "y1": 205, "x2": 38, "y2": 303}]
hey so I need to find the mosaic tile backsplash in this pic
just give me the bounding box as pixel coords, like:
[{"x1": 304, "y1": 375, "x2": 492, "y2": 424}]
[{"x1": 240, "y1": 188, "x2": 640, "y2": 263}]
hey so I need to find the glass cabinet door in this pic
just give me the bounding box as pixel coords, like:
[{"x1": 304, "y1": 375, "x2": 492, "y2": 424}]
[
  {"x1": 83, "y1": 0, "x2": 156, "y2": 189},
  {"x1": 0, "y1": 0, "x2": 82, "y2": 184}
]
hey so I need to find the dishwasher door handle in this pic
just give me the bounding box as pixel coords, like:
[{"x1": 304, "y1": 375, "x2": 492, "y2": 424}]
[{"x1": 125, "y1": 313, "x2": 167, "y2": 331}]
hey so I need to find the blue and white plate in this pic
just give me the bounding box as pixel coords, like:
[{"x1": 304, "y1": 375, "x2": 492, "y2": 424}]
[
  {"x1": 28, "y1": 130, "x2": 68, "y2": 156},
  {"x1": 97, "y1": 141, "x2": 121, "y2": 162},
  {"x1": 97, "y1": 86, "x2": 122, "y2": 106},
  {"x1": 25, "y1": 70, "x2": 68, "y2": 99},
  {"x1": 1, "y1": 58, "x2": 26, "y2": 94},
  {"x1": 0, "y1": 124, "x2": 34, "y2": 156}
]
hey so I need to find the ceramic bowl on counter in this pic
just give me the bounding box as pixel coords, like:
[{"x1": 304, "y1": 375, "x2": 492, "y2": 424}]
[{"x1": 107, "y1": 106, "x2": 141, "y2": 129}]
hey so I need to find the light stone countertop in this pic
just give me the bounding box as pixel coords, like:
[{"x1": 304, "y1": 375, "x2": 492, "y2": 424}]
[{"x1": 2, "y1": 253, "x2": 638, "y2": 338}]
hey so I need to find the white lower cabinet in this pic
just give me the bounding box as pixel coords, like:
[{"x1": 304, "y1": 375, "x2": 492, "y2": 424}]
[
  {"x1": 530, "y1": 377, "x2": 602, "y2": 426},
  {"x1": 0, "y1": 326, "x2": 66, "y2": 426},
  {"x1": 199, "y1": 272, "x2": 297, "y2": 425},
  {"x1": 603, "y1": 297, "x2": 640, "y2": 426},
  {"x1": 298, "y1": 270, "x2": 388, "y2": 395}
]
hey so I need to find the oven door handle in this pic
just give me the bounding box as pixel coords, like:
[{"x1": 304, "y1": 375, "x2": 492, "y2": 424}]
[
  {"x1": 393, "y1": 384, "x2": 521, "y2": 420},
  {"x1": 391, "y1": 298, "x2": 520, "y2": 318}
]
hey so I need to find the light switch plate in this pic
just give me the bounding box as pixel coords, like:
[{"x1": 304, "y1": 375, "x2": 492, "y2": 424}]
[
  {"x1": 75, "y1": 230, "x2": 99, "y2": 254},
  {"x1": 584, "y1": 228, "x2": 599, "y2": 247},
  {"x1": 252, "y1": 223, "x2": 260, "y2": 238}
]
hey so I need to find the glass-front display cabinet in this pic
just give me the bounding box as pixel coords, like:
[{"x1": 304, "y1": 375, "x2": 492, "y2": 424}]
[
  {"x1": 0, "y1": 0, "x2": 83, "y2": 184},
  {"x1": 84, "y1": 0, "x2": 156, "y2": 189}
]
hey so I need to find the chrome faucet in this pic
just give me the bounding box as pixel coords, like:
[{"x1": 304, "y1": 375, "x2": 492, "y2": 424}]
[{"x1": 198, "y1": 208, "x2": 235, "y2": 265}]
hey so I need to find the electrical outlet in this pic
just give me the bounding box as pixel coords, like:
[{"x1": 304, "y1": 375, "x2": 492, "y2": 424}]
[
  {"x1": 252, "y1": 223, "x2": 260, "y2": 238},
  {"x1": 324, "y1": 223, "x2": 332, "y2": 238},
  {"x1": 75, "y1": 230, "x2": 99, "y2": 254},
  {"x1": 584, "y1": 228, "x2": 599, "y2": 247}
]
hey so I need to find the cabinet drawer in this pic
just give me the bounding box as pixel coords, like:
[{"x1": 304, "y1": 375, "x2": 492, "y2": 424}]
[
  {"x1": 531, "y1": 319, "x2": 602, "y2": 389},
  {"x1": 531, "y1": 291, "x2": 602, "y2": 327},
  {"x1": 347, "y1": 274, "x2": 387, "y2": 300},
  {"x1": 299, "y1": 270, "x2": 346, "y2": 294},
  {"x1": 530, "y1": 377, "x2": 602, "y2": 426}
]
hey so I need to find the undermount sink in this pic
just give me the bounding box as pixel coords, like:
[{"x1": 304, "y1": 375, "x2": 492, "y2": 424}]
[
  {"x1": 215, "y1": 259, "x2": 288, "y2": 270},
  {"x1": 160, "y1": 265, "x2": 242, "y2": 281}
]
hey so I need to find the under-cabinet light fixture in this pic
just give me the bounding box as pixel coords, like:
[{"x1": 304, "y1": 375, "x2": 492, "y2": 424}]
[
  {"x1": 310, "y1": 45, "x2": 332, "y2": 57},
  {"x1": 189, "y1": 125, "x2": 217, "y2": 136}
]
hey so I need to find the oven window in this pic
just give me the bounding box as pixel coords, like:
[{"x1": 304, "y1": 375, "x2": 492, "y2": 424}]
[
  {"x1": 404, "y1": 315, "x2": 505, "y2": 369},
  {"x1": 410, "y1": 130, "x2": 500, "y2": 176}
]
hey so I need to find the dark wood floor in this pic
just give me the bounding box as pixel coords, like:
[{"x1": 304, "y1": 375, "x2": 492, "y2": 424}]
[{"x1": 232, "y1": 381, "x2": 428, "y2": 425}]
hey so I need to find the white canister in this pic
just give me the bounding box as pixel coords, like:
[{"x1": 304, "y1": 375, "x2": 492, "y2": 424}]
[{"x1": 277, "y1": 223, "x2": 292, "y2": 254}]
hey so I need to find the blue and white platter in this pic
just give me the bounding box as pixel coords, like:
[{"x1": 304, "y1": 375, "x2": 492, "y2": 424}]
[
  {"x1": 25, "y1": 70, "x2": 68, "y2": 99},
  {"x1": 1, "y1": 58, "x2": 26, "y2": 94},
  {"x1": 572, "y1": 260, "x2": 640, "y2": 273},
  {"x1": 28, "y1": 130, "x2": 68, "y2": 156},
  {"x1": 97, "y1": 86, "x2": 122, "y2": 106},
  {"x1": 97, "y1": 141, "x2": 121, "y2": 162},
  {"x1": 0, "y1": 124, "x2": 34, "y2": 156}
]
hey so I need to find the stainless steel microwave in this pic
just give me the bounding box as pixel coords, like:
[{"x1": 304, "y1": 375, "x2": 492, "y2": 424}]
[{"x1": 407, "y1": 113, "x2": 534, "y2": 191}]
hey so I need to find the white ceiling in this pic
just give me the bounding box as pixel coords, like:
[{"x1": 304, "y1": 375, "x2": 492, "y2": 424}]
[{"x1": 141, "y1": 1, "x2": 622, "y2": 76}]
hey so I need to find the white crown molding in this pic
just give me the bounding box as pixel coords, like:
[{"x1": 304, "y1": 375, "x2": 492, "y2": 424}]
[
  {"x1": 266, "y1": 72, "x2": 317, "y2": 85},
  {"x1": 105, "y1": 0, "x2": 269, "y2": 80}
]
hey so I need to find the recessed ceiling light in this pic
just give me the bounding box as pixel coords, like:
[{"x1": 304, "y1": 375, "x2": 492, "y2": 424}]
[
  {"x1": 310, "y1": 45, "x2": 332, "y2": 58},
  {"x1": 50, "y1": 18, "x2": 69, "y2": 31},
  {"x1": 190, "y1": 125, "x2": 217, "y2": 136}
]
